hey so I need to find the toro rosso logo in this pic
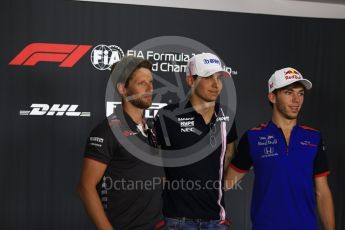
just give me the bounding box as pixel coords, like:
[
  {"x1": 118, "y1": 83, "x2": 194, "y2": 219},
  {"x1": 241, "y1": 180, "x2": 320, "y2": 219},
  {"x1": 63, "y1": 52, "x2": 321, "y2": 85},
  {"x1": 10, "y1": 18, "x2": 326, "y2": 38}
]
[
  {"x1": 284, "y1": 69, "x2": 302, "y2": 80},
  {"x1": 9, "y1": 43, "x2": 92, "y2": 67}
]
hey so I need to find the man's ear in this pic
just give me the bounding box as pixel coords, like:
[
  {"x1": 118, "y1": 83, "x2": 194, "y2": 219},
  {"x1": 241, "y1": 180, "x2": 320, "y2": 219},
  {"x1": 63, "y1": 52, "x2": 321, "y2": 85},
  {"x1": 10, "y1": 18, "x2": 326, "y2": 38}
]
[
  {"x1": 117, "y1": 83, "x2": 126, "y2": 96},
  {"x1": 186, "y1": 75, "x2": 195, "y2": 88},
  {"x1": 268, "y1": 92, "x2": 276, "y2": 104}
]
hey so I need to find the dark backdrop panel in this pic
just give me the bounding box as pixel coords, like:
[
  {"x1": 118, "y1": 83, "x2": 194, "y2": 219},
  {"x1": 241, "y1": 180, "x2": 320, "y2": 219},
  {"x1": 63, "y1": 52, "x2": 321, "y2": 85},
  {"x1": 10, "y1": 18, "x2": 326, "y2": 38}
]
[{"x1": 1, "y1": 0, "x2": 344, "y2": 229}]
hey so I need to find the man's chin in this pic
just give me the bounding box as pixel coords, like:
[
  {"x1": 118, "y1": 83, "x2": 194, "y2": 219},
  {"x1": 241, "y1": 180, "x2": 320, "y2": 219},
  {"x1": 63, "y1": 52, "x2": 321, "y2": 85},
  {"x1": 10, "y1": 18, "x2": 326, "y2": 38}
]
[
  {"x1": 130, "y1": 100, "x2": 151, "y2": 109},
  {"x1": 285, "y1": 114, "x2": 298, "y2": 120}
]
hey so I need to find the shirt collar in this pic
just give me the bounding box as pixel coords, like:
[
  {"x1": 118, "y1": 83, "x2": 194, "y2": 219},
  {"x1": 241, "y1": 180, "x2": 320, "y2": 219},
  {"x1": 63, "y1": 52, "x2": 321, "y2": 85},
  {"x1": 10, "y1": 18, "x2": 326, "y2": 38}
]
[
  {"x1": 184, "y1": 99, "x2": 221, "y2": 116},
  {"x1": 113, "y1": 105, "x2": 145, "y2": 132},
  {"x1": 268, "y1": 120, "x2": 299, "y2": 130}
]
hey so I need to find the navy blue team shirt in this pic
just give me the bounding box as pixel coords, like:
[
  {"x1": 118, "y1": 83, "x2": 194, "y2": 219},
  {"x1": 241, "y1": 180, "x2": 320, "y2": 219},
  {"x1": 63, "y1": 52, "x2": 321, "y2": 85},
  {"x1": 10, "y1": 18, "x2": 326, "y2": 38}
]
[{"x1": 230, "y1": 121, "x2": 330, "y2": 230}]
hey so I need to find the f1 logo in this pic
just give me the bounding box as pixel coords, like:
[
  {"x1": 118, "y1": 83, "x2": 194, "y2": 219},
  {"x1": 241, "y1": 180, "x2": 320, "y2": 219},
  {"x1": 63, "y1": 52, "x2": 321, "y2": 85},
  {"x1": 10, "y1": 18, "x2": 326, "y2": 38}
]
[{"x1": 9, "y1": 43, "x2": 92, "y2": 67}]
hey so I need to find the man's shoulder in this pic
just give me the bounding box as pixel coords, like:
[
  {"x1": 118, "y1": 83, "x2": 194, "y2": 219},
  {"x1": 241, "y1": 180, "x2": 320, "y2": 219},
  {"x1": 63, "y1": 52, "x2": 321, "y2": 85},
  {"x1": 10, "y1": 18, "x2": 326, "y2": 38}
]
[
  {"x1": 91, "y1": 118, "x2": 110, "y2": 132},
  {"x1": 298, "y1": 124, "x2": 320, "y2": 133},
  {"x1": 248, "y1": 122, "x2": 269, "y2": 132},
  {"x1": 155, "y1": 102, "x2": 186, "y2": 119},
  {"x1": 160, "y1": 103, "x2": 180, "y2": 112},
  {"x1": 89, "y1": 116, "x2": 119, "y2": 138}
]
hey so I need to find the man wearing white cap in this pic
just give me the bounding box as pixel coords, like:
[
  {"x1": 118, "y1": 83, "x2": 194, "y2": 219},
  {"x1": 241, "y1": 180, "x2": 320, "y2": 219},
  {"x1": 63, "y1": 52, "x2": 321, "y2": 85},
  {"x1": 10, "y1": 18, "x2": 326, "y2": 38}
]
[
  {"x1": 225, "y1": 67, "x2": 335, "y2": 230},
  {"x1": 155, "y1": 53, "x2": 237, "y2": 229}
]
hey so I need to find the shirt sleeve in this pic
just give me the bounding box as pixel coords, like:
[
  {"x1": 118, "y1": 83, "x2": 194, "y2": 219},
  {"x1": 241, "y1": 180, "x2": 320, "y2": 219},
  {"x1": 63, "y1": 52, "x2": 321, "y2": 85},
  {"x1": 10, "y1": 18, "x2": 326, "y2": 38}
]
[
  {"x1": 313, "y1": 136, "x2": 330, "y2": 177},
  {"x1": 84, "y1": 120, "x2": 118, "y2": 164},
  {"x1": 227, "y1": 120, "x2": 238, "y2": 144},
  {"x1": 230, "y1": 132, "x2": 253, "y2": 173}
]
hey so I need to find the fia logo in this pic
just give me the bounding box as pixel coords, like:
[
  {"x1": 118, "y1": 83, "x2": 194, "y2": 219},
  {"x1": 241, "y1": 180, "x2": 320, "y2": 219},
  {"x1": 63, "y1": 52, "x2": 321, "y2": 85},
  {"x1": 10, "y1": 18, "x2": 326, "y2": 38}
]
[{"x1": 91, "y1": 44, "x2": 124, "y2": 70}]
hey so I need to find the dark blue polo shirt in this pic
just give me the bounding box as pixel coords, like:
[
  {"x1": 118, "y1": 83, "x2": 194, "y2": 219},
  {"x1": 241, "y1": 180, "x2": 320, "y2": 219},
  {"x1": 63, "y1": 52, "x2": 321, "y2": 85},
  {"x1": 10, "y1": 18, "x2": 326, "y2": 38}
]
[
  {"x1": 154, "y1": 100, "x2": 237, "y2": 220},
  {"x1": 230, "y1": 121, "x2": 330, "y2": 230}
]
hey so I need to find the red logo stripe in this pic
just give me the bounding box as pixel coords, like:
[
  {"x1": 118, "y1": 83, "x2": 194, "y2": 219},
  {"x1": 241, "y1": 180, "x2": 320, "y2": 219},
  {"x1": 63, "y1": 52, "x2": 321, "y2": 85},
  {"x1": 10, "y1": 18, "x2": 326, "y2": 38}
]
[
  {"x1": 9, "y1": 43, "x2": 91, "y2": 67},
  {"x1": 59, "y1": 45, "x2": 91, "y2": 67},
  {"x1": 23, "y1": 53, "x2": 68, "y2": 66}
]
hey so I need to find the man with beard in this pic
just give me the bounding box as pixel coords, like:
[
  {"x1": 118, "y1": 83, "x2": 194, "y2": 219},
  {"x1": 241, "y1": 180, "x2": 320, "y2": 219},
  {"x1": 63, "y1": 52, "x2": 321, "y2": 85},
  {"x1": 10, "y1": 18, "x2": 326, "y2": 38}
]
[
  {"x1": 225, "y1": 67, "x2": 335, "y2": 230},
  {"x1": 154, "y1": 53, "x2": 237, "y2": 229},
  {"x1": 78, "y1": 56, "x2": 165, "y2": 230}
]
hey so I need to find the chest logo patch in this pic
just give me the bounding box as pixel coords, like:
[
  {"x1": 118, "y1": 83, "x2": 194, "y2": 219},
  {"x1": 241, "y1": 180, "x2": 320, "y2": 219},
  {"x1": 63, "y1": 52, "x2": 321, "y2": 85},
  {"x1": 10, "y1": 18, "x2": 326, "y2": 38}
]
[
  {"x1": 258, "y1": 135, "x2": 278, "y2": 146},
  {"x1": 261, "y1": 146, "x2": 279, "y2": 158},
  {"x1": 178, "y1": 117, "x2": 195, "y2": 133},
  {"x1": 300, "y1": 140, "x2": 317, "y2": 148}
]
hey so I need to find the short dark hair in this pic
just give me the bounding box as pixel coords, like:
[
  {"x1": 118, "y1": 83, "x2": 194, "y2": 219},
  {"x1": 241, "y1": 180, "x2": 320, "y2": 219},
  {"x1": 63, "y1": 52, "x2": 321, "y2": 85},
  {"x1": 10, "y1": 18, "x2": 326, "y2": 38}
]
[
  {"x1": 110, "y1": 58, "x2": 152, "y2": 88},
  {"x1": 124, "y1": 60, "x2": 152, "y2": 87},
  {"x1": 268, "y1": 82, "x2": 306, "y2": 107}
]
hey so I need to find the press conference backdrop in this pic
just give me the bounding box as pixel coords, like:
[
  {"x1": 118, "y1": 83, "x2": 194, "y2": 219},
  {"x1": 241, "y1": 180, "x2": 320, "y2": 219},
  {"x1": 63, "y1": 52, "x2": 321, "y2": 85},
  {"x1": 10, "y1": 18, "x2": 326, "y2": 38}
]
[{"x1": 1, "y1": 0, "x2": 344, "y2": 229}]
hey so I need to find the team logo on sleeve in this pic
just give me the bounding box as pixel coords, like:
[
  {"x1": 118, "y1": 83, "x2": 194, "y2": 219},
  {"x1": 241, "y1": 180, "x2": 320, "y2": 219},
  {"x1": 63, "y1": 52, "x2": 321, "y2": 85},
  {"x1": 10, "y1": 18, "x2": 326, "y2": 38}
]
[
  {"x1": 300, "y1": 140, "x2": 317, "y2": 148},
  {"x1": 88, "y1": 136, "x2": 104, "y2": 147}
]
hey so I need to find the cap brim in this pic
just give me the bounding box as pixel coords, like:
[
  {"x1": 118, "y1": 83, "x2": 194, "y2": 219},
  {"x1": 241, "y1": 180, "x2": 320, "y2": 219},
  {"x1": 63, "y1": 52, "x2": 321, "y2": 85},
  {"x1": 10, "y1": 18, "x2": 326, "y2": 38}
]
[
  {"x1": 199, "y1": 70, "x2": 231, "y2": 78},
  {"x1": 298, "y1": 79, "x2": 312, "y2": 90}
]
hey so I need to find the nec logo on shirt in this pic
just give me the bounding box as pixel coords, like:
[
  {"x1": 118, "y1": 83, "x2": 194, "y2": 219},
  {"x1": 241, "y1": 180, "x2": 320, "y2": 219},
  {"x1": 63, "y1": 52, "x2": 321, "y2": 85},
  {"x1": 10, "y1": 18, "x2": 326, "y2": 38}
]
[{"x1": 178, "y1": 117, "x2": 195, "y2": 132}]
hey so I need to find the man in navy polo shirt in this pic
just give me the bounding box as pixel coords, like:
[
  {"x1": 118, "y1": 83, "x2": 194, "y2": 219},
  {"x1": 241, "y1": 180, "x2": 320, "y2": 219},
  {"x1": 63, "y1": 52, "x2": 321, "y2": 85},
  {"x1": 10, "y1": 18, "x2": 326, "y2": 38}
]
[
  {"x1": 225, "y1": 67, "x2": 335, "y2": 230},
  {"x1": 155, "y1": 53, "x2": 237, "y2": 229}
]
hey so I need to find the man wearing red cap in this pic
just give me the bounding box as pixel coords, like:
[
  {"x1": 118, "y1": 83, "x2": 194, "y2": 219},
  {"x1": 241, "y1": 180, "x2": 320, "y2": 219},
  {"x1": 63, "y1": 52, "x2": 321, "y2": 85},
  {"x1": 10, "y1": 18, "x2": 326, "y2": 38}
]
[{"x1": 226, "y1": 67, "x2": 335, "y2": 230}]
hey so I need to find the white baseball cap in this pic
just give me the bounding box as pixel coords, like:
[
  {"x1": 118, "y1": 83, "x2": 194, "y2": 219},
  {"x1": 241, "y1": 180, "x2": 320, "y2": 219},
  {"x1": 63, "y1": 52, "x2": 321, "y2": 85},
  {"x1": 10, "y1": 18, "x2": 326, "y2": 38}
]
[
  {"x1": 268, "y1": 67, "x2": 312, "y2": 93},
  {"x1": 186, "y1": 53, "x2": 231, "y2": 78}
]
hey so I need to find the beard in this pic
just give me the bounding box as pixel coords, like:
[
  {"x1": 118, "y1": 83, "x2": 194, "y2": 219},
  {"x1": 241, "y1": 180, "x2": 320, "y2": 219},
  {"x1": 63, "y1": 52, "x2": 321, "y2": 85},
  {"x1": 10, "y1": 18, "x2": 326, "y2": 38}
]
[
  {"x1": 129, "y1": 97, "x2": 151, "y2": 109},
  {"x1": 126, "y1": 90, "x2": 152, "y2": 109}
]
